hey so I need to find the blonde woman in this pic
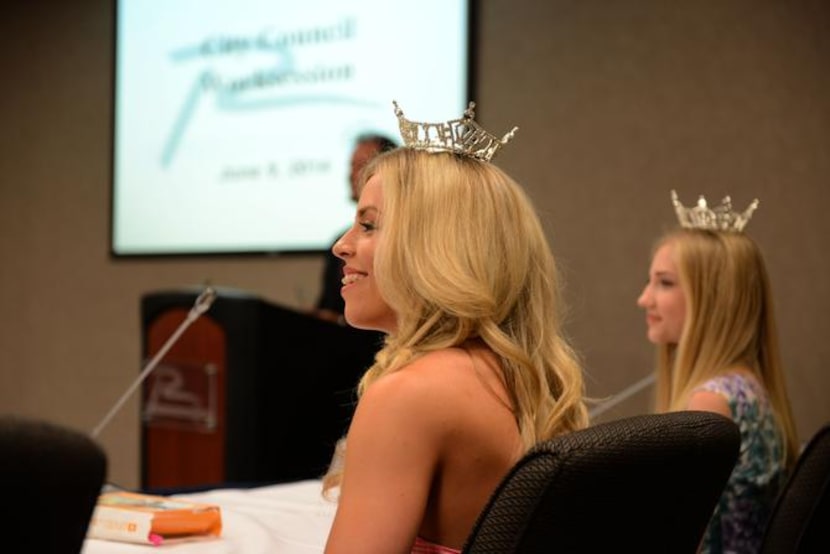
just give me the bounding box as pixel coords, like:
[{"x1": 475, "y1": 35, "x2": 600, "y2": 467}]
[
  {"x1": 323, "y1": 103, "x2": 587, "y2": 554},
  {"x1": 637, "y1": 191, "x2": 798, "y2": 553}
]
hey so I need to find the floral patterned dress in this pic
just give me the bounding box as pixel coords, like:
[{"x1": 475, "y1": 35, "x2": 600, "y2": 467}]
[{"x1": 696, "y1": 373, "x2": 786, "y2": 554}]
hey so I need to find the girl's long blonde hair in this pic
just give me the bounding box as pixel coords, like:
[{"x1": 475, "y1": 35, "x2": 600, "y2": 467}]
[
  {"x1": 654, "y1": 228, "x2": 798, "y2": 468},
  {"x1": 324, "y1": 149, "x2": 587, "y2": 492}
]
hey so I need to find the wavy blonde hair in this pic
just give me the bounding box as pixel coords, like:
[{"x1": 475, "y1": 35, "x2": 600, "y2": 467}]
[
  {"x1": 323, "y1": 149, "x2": 587, "y2": 492},
  {"x1": 653, "y1": 228, "x2": 799, "y2": 468}
]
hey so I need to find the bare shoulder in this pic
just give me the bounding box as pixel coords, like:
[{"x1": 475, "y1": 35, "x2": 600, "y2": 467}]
[
  {"x1": 359, "y1": 349, "x2": 472, "y2": 413},
  {"x1": 399, "y1": 348, "x2": 474, "y2": 383},
  {"x1": 687, "y1": 390, "x2": 732, "y2": 419},
  {"x1": 346, "y1": 349, "x2": 474, "y2": 465}
]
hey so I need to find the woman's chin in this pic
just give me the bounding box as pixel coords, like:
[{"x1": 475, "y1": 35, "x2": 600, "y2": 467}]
[
  {"x1": 646, "y1": 330, "x2": 663, "y2": 345},
  {"x1": 342, "y1": 310, "x2": 373, "y2": 331},
  {"x1": 343, "y1": 303, "x2": 395, "y2": 333}
]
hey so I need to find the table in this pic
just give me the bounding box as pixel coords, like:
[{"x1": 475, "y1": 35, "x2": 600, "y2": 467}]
[{"x1": 82, "y1": 480, "x2": 336, "y2": 553}]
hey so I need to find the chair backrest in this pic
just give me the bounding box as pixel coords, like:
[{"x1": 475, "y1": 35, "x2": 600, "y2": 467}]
[
  {"x1": 0, "y1": 415, "x2": 107, "y2": 554},
  {"x1": 760, "y1": 422, "x2": 830, "y2": 554},
  {"x1": 462, "y1": 411, "x2": 740, "y2": 554}
]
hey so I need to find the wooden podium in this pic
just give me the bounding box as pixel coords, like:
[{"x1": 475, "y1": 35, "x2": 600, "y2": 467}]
[{"x1": 140, "y1": 288, "x2": 382, "y2": 491}]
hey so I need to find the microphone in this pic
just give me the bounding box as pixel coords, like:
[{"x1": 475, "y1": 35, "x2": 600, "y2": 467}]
[
  {"x1": 588, "y1": 373, "x2": 656, "y2": 419},
  {"x1": 91, "y1": 286, "x2": 217, "y2": 439}
]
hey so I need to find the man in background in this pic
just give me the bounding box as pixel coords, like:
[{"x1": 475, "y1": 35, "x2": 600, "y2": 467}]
[{"x1": 312, "y1": 133, "x2": 397, "y2": 323}]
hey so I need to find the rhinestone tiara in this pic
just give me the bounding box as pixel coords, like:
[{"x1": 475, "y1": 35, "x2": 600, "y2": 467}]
[
  {"x1": 671, "y1": 190, "x2": 760, "y2": 232},
  {"x1": 392, "y1": 100, "x2": 518, "y2": 162}
]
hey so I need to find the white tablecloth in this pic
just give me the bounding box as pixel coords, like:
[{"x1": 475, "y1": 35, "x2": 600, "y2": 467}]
[{"x1": 82, "y1": 480, "x2": 336, "y2": 554}]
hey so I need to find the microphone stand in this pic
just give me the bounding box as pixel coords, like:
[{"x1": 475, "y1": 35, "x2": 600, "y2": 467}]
[
  {"x1": 588, "y1": 373, "x2": 656, "y2": 420},
  {"x1": 91, "y1": 287, "x2": 217, "y2": 439}
]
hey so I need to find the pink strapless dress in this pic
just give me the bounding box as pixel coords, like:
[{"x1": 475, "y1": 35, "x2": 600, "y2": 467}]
[{"x1": 411, "y1": 536, "x2": 462, "y2": 554}]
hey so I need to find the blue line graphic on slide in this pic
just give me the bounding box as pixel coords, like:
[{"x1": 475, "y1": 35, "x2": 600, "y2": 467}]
[{"x1": 159, "y1": 21, "x2": 375, "y2": 168}]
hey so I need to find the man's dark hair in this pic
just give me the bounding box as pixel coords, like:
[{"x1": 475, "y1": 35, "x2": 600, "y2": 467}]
[{"x1": 356, "y1": 133, "x2": 397, "y2": 153}]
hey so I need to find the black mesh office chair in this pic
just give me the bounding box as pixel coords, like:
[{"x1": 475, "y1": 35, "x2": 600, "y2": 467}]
[
  {"x1": 760, "y1": 422, "x2": 830, "y2": 554},
  {"x1": 462, "y1": 411, "x2": 740, "y2": 554},
  {"x1": 0, "y1": 415, "x2": 107, "y2": 554}
]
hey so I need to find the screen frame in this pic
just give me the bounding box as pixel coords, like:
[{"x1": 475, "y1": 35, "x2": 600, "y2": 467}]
[{"x1": 108, "y1": 0, "x2": 478, "y2": 259}]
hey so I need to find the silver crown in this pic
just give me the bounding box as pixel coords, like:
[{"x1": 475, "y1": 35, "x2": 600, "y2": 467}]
[
  {"x1": 671, "y1": 190, "x2": 759, "y2": 232},
  {"x1": 392, "y1": 100, "x2": 518, "y2": 162}
]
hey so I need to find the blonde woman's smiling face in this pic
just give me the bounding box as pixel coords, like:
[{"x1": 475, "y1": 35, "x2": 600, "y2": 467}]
[
  {"x1": 333, "y1": 174, "x2": 396, "y2": 333},
  {"x1": 637, "y1": 241, "x2": 686, "y2": 345}
]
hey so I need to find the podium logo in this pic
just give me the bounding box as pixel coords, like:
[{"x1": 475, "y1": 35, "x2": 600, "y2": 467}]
[{"x1": 144, "y1": 363, "x2": 218, "y2": 431}]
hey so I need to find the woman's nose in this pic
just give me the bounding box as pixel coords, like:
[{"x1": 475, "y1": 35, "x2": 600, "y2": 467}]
[
  {"x1": 636, "y1": 285, "x2": 650, "y2": 308},
  {"x1": 333, "y1": 231, "x2": 354, "y2": 260}
]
